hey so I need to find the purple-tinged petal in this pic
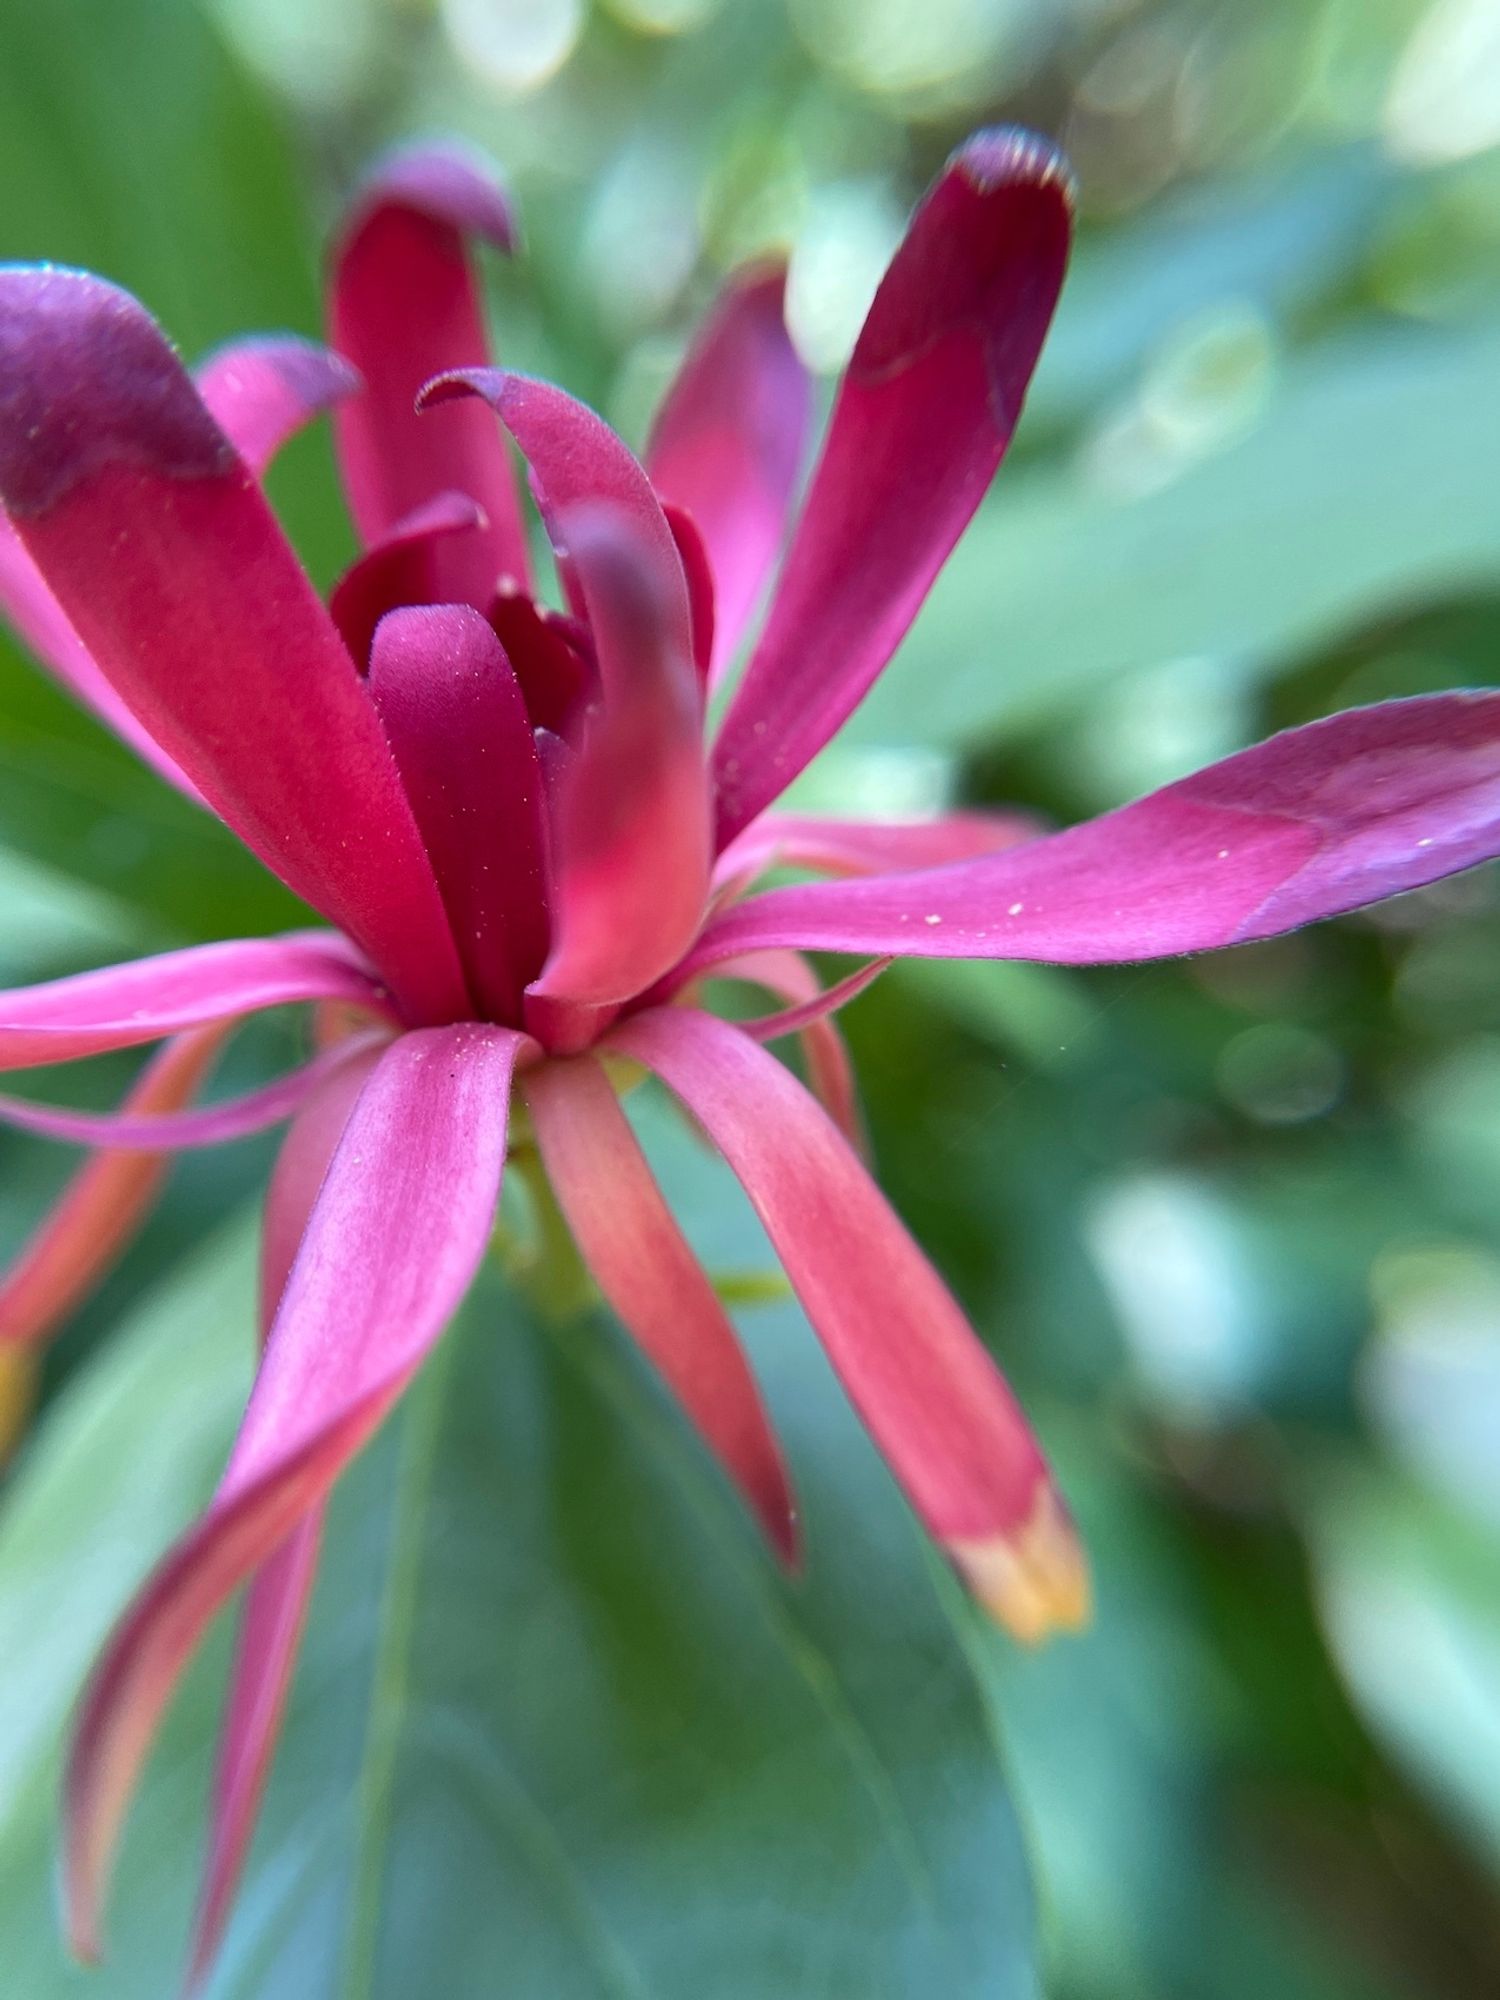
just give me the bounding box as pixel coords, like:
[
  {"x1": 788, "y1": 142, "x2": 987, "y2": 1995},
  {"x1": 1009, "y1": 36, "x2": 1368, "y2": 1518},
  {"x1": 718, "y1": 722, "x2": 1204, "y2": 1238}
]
[
  {"x1": 0, "y1": 517, "x2": 203, "y2": 801},
  {"x1": 0, "y1": 1034, "x2": 382, "y2": 1151},
  {"x1": 522, "y1": 504, "x2": 710, "y2": 1027},
  {"x1": 0, "y1": 935, "x2": 387, "y2": 1073},
  {"x1": 417, "y1": 369, "x2": 693, "y2": 661},
  {"x1": 712, "y1": 131, "x2": 1073, "y2": 844},
  {"x1": 606, "y1": 1007, "x2": 1089, "y2": 1643},
  {"x1": 688, "y1": 694, "x2": 1500, "y2": 974},
  {"x1": 702, "y1": 948, "x2": 866, "y2": 1151},
  {"x1": 329, "y1": 490, "x2": 487, "y2": 670},
  {"x1": 0, "y1": 268, "x2": 470, "y2": 1025},
  {"x1": 525, "y1": 1055, "x2": 797, "y2": 1562},
  {"x1": 714, "y1": 807, "x2": 1040, "y2": 900},
  {"x1": 194, "y1": 336, "x2": 359, "y2": 478},
  {"x1": 64, "y1": 1024, "x2": 524, "y2": 1963},
  {"x1": 369, "y1": 605, "x2": 550, "y2": 1020},
  {"x1": 331, "y1": 142, "x2": 529, "y2": 601},
  {"x1": 186, "y1": 1035, "x2": 381, "y2": 1993},
  {"x1": 0, "y1": 1028, "x2": 226, "y2": 1350},
  {"x1": 647, "y1": 263, "x2": 810, "y2": 686}
]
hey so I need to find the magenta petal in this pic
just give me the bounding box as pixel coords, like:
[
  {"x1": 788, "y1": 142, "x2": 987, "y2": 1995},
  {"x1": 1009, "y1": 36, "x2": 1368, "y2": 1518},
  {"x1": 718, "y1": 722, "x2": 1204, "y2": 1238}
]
[
  {"x1": 329, "y1": 490, "x2": 488, "y2": 669},
  {"x1": 704, "y1": 948, "x2": 865, "y2": 1151},
  {"x1": 64, "y1": 1024, "x2": 522, "y2": 1962},
  {"x1": 0, "y1": 1028, "x2": 226, "y2": 1350},
  {"x1": 662, "y1": 501, "x2": 717, "y2": 686},
  {"x1": 689, "y1": 694, "x2": 1500, "y2": 973},
  {"x1": 369, "y1": 605, "x2": 550, "y2": 1019},
  {"x1": 712, "y1": 132, "x2": 1073, "y2": 843},
  {"x1": 194, "y1": 336, "x2": 359, "y2": 477},
  {"x1": 186, "y1": 1037, "x2": 381, "y2": 1992},
  {"x1": 0, "y1": 1035, "x2": 379, "y2": 1151},
  {"x1": 646, "y1": 264, "x2": 810, "y2": 685},
  {"x1": 523, "y1": 504, "x2": 710, "y2": 1021},
  {"x1": 331, "y1": 142, "x2": 529, "y2": 602},
  {"x1": 733, "y1": 956, "x2": 887, "y2": 1041},
  {"x1": 715, "y1": 807, "x2": 1040, "y2": 898},
  {"x1": 0, "y1": 936, "x2": 386, "y2": 1073},
  {"x1": 0, "y1": 268, "x2": 470, "y2": 1024},
  {"x1": 606, "y1": 1008, "x2": 1087, "y2": 1640},
  {"x1": 525, "y1": 1055, "x2": 797, "y2": 1562}
]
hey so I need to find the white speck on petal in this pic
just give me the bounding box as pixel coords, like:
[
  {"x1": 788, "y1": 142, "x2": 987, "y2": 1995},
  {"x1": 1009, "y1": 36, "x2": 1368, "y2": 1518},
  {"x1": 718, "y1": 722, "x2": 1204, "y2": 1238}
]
[
  {"x1": 1008, "y1": 902, "x2": 1024, "y2": 916},
  {"x1": 1217, "y1": 849, "x2": 1230, "y2": 859},
  {"x1": 924, "y1": 913, "x2": 942, "y2": 926},
  {"x1": 1417, "y1": 837, "x2": 1433, "y2": 847}
]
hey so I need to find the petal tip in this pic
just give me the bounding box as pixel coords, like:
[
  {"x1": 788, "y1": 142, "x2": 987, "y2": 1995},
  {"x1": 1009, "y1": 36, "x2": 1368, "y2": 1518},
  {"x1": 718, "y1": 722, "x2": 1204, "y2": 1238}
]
[
  {"x1": 951, "y1": 126, "x2": 1078, "y2": 212},
  {"x1": 0, "y1": 266, "x2": 232, "y2": 516},
  {"x1": 948, "y1": 1484, "x2": 1091, "y2": 1644},
  {"x1": 413, "y1": 364, "x2": 507, "y2": 414},
  {"x1": 346, "y1": 140, "x2": 520, "y2": 255}
]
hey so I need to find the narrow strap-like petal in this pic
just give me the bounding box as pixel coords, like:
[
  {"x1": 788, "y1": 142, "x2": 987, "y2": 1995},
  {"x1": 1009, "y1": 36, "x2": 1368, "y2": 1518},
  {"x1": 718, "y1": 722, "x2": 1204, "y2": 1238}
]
[
  {"x1": 328, "y1": 491, "x2": 487, "y2": 669},
  {"x1": 687, "y1": 693, "x2": 1500, "y2": 974},
  {"x1": 0, "y1": 936, "x2": 387, "y2": 1073},
  {"x1": 734, "y1": 956, "x2": 887, "y2": 1042},
  {"x1": 662, "y1": 500, "x2": 716, "y2": 686},
  {"x1": 714, "y1": 807, "x2": 1039, "y2": 900},
  {"x1": 64, "y1": 1024, "x2": 523, "y2": 1962},
  {"x1": 712, "y1": 132, "x2": 1073, "y2": 843},
  {"x1": 605, "y1": 1007, "x2": 1088, "y2": 1644},
  {"x1": 186, "y1": 1036, "x2": 382, "y2": 1993},
  {"x1": 0, "y1": 1028, "x2": 226, "y2": 1349},
  {"x1": 523, "y1": 506, "x2": 710, "y2": 1029},
  {"x1": 330, "y1": 143, "x2": 529, "y2": 601},
  {"x1": 524, "y1": 1055, "x2": 797, "y2": 1562},
  {"x1": 0, "y1": 1035, "x2": 379, "y2": 1151},
  {"x1": 369, "y1": 605, "x2": 550, "y2": 1021},
  {"x1": 0, "y1": 268, "x2": 469, "y2": 1024},
  {"x1": 646, "y1": 264, "x2": 810, "y2": 685},
  {"x1": 702, "y1": 948, "x2": 866, "y2": 1151},
  {"x1": 194, "y1": 336, "x2": 359, "y2": 477}
]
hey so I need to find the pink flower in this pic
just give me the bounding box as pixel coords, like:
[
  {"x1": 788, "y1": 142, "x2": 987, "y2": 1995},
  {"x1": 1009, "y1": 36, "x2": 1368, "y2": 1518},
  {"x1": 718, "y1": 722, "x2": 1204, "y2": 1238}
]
[{"x1": 2, "y1": 129, "x2": 1499, "y2": 1982}]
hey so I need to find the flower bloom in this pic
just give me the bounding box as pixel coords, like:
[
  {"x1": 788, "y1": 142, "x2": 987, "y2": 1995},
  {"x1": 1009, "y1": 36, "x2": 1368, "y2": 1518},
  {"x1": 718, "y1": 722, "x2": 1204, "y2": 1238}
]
[{"x1": 2, "y1": 128, "x2": 1500, "y2": 1983}]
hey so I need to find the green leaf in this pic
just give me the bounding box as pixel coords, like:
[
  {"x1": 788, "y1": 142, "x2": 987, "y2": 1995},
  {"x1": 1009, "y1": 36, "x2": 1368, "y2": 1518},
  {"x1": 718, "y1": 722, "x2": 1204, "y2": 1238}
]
[
  {"x1": 860, "y1": 321, "x2": 1500, "y2": 753},
  {"x1": 0, "y1": 1103, "x2": 1037, "y2": 1998}
]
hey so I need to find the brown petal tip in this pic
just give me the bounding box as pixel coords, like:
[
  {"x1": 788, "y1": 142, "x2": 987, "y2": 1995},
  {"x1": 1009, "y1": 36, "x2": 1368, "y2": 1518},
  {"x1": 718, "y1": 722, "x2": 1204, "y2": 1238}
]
[{"x1": 949, "y1": 1483, "x2": 1091, "y2": 1644}]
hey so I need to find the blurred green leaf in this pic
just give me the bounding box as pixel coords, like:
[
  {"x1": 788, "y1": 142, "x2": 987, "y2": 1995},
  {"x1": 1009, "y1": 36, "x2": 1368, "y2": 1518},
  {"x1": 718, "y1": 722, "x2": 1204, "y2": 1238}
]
[
  {"x1": 0, "y1": 1103, "x2": 1038, "y2": 1998},
  {"x1": 861, "y1": 322, "x2": 1500, "y2": 755}
]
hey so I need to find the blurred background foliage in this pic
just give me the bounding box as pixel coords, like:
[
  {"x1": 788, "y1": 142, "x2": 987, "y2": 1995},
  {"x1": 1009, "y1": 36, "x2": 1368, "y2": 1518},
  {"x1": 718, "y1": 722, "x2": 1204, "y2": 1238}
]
[{"x1": 2, "y1": 0, "x2": 1500, "y2": 1993}]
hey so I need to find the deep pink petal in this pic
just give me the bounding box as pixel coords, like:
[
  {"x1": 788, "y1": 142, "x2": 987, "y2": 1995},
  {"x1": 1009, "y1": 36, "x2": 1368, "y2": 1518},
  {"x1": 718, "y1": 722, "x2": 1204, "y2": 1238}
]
[
  {"x1": 194, "y1": 336, "x2": 359, "y2": 477},
  {"x1": 0, "y1": 1035, "x2": 380, "y2": 1151},
  {"x1": 662, "y1": 501, "x2": 716, "y2": 686},
  {"x1": 714, "y1": 807, "x2": 1040, "y2": 900},
  {"x1": 0, "y1": 268, "x2": 470, "y2": 1024},
  {"x1": 328, "y1": 490, "x2": 487, "y2": 669},
  {"x1": 712, "y1": 132, "x2": 1073, "y2": 843},
  {"x1": 369, "y1": 605, "x2": 549, "y2": 1020},
  {"x1": 488, "y1": 584, "x2": 596, "y2": 737},
  {"x1": 605, "y1": 1007, "x2": 1088, "y2": 1642},
  {"x1": 646, "y1": 264, "x2": 809, "y2": 685},
  {"x1": 186, "y1": 1036, "x2": 382, "y2": 1992},
  {"x1": 522, "y1": 505, "x2": 710, "y2": 1028},
  {"x1": 0, "y1": 1028, "x2": 226, "y2": 1350},
  {"x1": 64, "y1": 1024, "x2": 523, "y2": 1962},
  {"x1": 330, "y1": 142, "x2": 529, "y2": 601},
  {"x1": 733, "y1": 956, "x2": 887, "y2": 1042},
  {"x1": 524, "y1": 1055, "x2": 797, "y2": 1562},
  {"x1": 689, "y1": 694, "x2": 1500, "y2": 973},
  {"x1": 0, "y1": 936, "x2": 387, "y2": 1073},
  {"x1": 702, "y1": 948, "x2": 866, "y2": 1151},
  {"x1": 417, "y1": 369, "x2": 693, "y2": 659},
  {"x1": 0, "y1": 517, "x2": 202, "y2": 801}
]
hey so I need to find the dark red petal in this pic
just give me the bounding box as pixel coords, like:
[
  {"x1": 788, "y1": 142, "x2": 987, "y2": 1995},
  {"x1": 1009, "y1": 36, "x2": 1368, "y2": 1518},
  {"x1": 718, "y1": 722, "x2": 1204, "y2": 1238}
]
[
  {"x1": 0, "y1": 268, "x2": 470, "y2": 1024},
  {"x1": 488, "y1": 584, "x2": 595, "y2": 737},
  {"x1": 194, "y1": 336, "x2": 359, "y2": 476},
  {"x1": 328, "y1": 490, "x2": 487, "y2": 669},
  {"x1": 647, "y1": 263, "x2": 810, "y2": 686},
  {"x1": 331, "y1": 142, "x2": 529, "y2": 602},
  {"x1": 712, "y1": 131, "x2": 1073, "y2": 844},
  {"x1": 525, "y1": 1054, "x2": 797, "y2": 1562},
  {"x1": 688, "y1": 693, "x2": 1500, "y2": 973},
  {"x1": 64, "y1": 1024, "x2": 523, "y2": 1962},
  {"x1": 369, "y1": 605, "x2": 550, "y2": 1020},
  {"x1": 662, "y1": 500, "x2": 716, "y2": 686},
  {"x1": 606, "y1": 1007, "x2": 1088, "y2": 1642}
]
